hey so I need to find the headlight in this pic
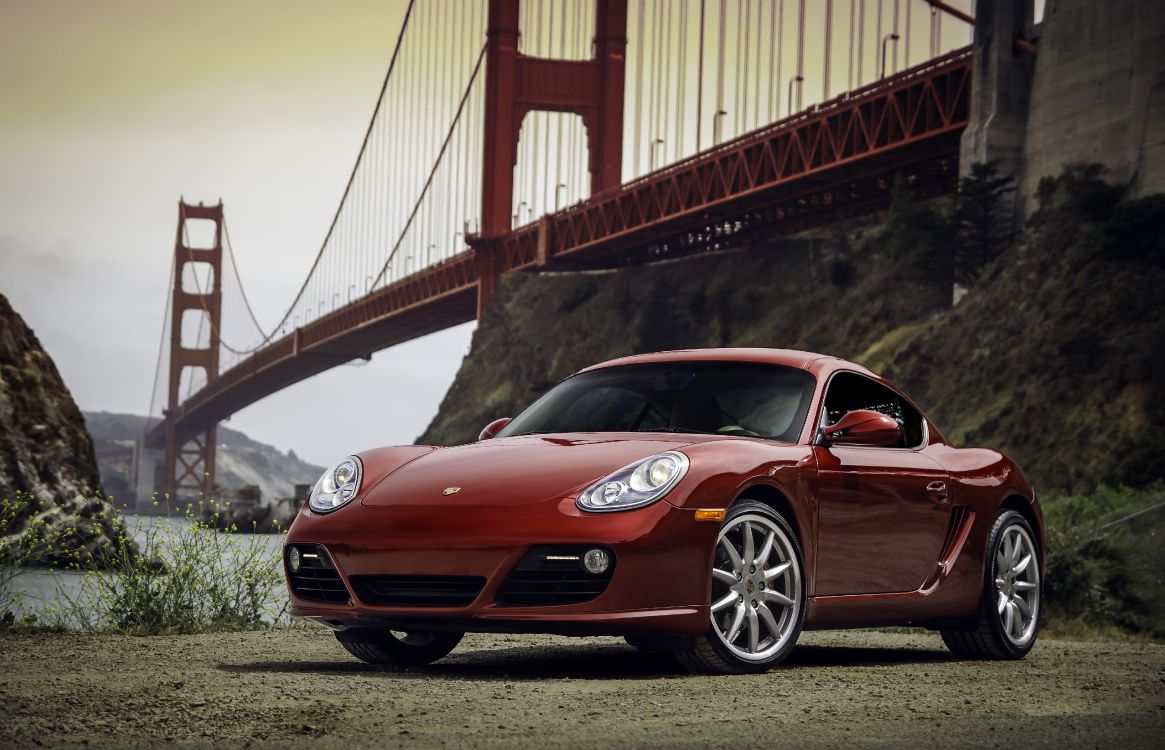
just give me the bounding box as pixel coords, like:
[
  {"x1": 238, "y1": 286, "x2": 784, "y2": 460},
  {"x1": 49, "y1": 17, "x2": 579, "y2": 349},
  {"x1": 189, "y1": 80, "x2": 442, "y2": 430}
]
[
  {"x1": 576, "y1": 451, "x2": 690, "y2": 512},
  {"x1": 309, "y1": 456, "x2": 362, "y2": 513}
]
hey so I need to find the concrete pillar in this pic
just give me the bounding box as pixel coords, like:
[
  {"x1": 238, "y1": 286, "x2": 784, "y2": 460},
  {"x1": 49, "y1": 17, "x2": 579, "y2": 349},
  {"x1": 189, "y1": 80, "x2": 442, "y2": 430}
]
[
  {"x1": 959, "y1": 0, "x2": 1035, "y2": 184},
  {"x1": 1020, "y1": 0, "x2": 1165, "y2": 207},
  {"x1": 131, "y1": 441, "x2": 162, "y2": 512}
]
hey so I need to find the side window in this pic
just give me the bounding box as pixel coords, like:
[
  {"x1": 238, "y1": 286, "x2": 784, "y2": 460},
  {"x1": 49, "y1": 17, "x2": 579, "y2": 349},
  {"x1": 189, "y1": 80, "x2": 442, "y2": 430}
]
[{"x1": 822, "y1": 372, "x2": 925, "y2": 448}]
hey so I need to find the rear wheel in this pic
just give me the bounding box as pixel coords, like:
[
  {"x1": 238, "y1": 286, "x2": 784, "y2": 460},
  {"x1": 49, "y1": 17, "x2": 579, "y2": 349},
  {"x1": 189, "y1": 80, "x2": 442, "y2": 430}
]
[
  {"x1": 335, "y1": 628, "x2": 463, "y2": 666},
  {"x1": 941, "y1": 509, "x2": 1041, "y2": 660},
  {"x1": 673, "y1": 502, "x2": 806, "y2": 674}
]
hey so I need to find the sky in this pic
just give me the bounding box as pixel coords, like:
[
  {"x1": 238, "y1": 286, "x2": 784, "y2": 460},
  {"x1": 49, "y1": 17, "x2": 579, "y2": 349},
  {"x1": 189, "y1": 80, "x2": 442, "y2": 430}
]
[
  {"x1": 0, "y1": 0, "x2": 475, "y2": 467},
  {"x1": 0, "y1": 0, "x2": 997, "y2": 470}
]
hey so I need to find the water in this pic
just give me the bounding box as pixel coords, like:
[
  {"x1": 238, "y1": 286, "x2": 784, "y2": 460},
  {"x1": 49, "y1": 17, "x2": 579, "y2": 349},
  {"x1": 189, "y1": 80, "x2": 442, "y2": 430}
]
[{"x1": 4, "y1": 515, "x2": 288, "y2": 627}]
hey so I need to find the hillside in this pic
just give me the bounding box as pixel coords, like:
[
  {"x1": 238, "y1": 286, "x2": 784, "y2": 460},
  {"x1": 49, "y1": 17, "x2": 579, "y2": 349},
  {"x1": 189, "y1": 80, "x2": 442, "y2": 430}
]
[
  {"x1": 0, "y1": 294, "x2": 127, "y2": 566},
  {"x1": 420, "y1": 169, "x2": 1165, "y2": 495},
  {"x1": 84, "y1": 412, "x2": 325, "y2": 502}
]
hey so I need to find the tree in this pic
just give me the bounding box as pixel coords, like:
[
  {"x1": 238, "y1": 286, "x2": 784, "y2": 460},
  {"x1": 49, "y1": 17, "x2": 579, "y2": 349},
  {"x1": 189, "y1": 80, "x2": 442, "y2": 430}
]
[
  {"x1": 877, "y1": 174, "x2": 953, "y2": 288},
  {"x1": 953, "y1": 160, "x2": 1016, "y2": 285}
]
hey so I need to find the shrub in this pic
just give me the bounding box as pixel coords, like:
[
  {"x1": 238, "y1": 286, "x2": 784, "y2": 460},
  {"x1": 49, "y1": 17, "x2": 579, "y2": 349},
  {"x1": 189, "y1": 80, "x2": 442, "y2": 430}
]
[
  {"x1": 1042, "y1": 484, "x2": 1165, "y2": 637},
  {"x1": 3, "y1": 495, "x2": 287, "y2": 634},
  {"x1": 1103, "y1": 194, "x2": 1165, "y2": 265}
]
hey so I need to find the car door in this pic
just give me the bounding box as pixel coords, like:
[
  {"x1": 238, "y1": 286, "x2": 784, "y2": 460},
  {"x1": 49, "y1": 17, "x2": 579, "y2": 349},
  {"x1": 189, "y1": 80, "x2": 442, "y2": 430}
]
[{"x1": 811, "y1": 372, "x2": 951, "y2": 596}]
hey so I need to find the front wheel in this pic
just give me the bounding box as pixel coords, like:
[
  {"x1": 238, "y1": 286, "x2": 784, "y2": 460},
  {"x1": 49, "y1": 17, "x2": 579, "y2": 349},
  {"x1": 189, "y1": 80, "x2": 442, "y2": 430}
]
[
  {"x1": 941, "y1": 509, "x2": 1041, "y2": 660},
  {"x1": 673, "y1": 502, "x2": 806, "y2": 674},
  {"x1": 335, "y1": 628, "x2": 463, "y2": 666}
]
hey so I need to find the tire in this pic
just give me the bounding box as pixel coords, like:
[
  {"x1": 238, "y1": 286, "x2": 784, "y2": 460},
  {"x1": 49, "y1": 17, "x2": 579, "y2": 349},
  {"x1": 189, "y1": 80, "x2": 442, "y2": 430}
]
[
  {"x1": 335, "y1": 628, "x2": 463, "y2": 666},
  {"x1": 941, "y1": 509, "x2": 1041, "y2": 660},
  {"x1": 672, "y1": 502, "x2": 807, "y2": 674}
]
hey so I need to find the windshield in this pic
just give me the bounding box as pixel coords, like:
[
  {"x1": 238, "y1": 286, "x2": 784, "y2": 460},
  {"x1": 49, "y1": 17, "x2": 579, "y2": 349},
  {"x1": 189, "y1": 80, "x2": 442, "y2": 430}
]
[{"x1": 497, "y1": 361, "x2": 816, "y2": 442}]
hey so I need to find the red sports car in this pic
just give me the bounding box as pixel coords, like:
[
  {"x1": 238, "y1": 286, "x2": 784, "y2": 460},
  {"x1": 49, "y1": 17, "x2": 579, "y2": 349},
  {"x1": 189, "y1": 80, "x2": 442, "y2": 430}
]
[{"x1": 284, "y1": 349, "x2": 1042, "y2": 673}]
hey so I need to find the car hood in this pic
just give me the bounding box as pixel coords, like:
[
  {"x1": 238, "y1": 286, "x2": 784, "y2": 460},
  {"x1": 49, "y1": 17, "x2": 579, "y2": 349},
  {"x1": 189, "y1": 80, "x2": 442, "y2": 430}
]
[{"x1": 359, "y1": 433, "x2": 717, "y2": 508}]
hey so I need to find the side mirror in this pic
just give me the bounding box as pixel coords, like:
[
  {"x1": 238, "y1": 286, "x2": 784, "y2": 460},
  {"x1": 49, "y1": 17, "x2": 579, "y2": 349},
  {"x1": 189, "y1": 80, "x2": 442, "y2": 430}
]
[
  {"x1": 478, "y1": 417, "x2": 512, "y2": 441},
  {"x1": 820, "y1": 409, "x2": 901, "y2": 447}
]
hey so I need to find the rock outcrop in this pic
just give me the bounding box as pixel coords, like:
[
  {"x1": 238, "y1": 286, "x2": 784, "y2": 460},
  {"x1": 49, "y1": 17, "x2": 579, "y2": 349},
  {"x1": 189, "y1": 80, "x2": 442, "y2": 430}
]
[{"x1": 0, "y1": 294, "x2": 128, "y2": 567}]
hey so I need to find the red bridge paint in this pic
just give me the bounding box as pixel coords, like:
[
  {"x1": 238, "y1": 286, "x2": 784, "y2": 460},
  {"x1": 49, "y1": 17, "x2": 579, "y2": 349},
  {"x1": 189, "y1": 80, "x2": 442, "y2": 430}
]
[{"x1": 149, "y1": 49, "x2": 972, "y2": 456}]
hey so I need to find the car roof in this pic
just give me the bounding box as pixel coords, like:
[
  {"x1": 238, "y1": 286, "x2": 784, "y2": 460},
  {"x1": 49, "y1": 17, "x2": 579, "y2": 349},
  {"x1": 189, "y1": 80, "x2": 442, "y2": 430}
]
[{"x1": 576, "y1": 348, "x2": 875, "y2": 377}]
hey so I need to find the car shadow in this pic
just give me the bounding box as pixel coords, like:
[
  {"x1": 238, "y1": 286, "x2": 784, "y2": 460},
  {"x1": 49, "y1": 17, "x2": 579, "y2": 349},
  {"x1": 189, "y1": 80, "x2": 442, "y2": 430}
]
[{"x1": 220, "y1": 641, "x2": 953, "y2": 681}]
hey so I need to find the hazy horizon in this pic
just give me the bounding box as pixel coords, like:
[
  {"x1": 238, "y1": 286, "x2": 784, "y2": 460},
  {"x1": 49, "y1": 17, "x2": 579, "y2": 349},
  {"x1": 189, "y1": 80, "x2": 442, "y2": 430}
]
[{"x1": 0, "y1": 0, "x2": 476, "y2": 467}]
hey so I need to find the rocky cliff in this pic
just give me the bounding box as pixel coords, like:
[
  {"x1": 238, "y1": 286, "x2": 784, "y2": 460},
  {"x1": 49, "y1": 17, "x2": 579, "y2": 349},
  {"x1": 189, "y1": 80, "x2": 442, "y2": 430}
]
[
  {"x1": 0, "y1": 294, "x2": 127, "y2": 566},
  {"x1": 420, "y1": 171, "x2": 1165, "y2": 494}
]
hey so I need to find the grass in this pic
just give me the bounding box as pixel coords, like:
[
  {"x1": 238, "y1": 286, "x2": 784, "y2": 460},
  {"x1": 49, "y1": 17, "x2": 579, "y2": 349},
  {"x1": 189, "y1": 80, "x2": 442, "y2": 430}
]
[{"x1": 1, "y1": 494, "x2": 288, "y2": 634}]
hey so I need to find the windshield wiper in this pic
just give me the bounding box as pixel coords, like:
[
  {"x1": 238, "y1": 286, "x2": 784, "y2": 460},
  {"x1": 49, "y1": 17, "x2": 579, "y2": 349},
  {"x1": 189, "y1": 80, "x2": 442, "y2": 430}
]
[{"x1": 629, "y1": 426, "x2": 709, "y2": 434}]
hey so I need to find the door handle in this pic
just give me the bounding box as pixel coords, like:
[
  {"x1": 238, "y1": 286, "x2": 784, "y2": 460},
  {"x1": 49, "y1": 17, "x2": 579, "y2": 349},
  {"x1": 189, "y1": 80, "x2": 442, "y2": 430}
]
[{"x1": 926, "y1": 481, "x2": 948, "y2": 502}]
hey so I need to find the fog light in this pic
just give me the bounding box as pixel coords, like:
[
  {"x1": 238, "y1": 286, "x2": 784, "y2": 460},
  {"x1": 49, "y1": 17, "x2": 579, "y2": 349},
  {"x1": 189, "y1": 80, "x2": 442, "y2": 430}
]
[
  {"x1": 287, "y1": 547, "x2": 301, "y2": 573},
  {"x1": 582, "y1": 548, "x2": 610, "y2": 575}
]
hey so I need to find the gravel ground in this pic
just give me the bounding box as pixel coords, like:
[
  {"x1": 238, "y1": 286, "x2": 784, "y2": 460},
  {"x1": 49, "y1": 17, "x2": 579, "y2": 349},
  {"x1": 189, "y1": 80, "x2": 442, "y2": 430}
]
[{"x1": 1, "y1": 628, "x2": 1163, "y2": 748}]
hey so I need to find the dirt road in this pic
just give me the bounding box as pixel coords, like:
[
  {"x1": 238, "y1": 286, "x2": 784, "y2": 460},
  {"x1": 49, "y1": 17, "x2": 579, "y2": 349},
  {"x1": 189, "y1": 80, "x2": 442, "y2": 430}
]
[{"x1": 1, "y1": 629, "x2": 1162, "y2": 748}]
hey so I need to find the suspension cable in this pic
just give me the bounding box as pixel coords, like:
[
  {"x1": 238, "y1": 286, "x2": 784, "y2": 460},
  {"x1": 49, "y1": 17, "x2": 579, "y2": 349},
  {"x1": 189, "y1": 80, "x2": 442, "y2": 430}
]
[
  {"x1": 220, "y1": 215, "x2": 274, "y2": 340},
  {"x1": 370, "y1": 42, "x2": 488, "y2": 289},
  {"x1": 227, "y1": 0, "x2": 417, "y2": 352},
  {"x1": 144, "y1": 251, "x2": 175, "y2": 420}
]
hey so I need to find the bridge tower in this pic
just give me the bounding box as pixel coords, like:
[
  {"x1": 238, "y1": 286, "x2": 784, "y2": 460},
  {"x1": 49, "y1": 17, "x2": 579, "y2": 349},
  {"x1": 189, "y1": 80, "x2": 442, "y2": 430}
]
[
  {"x1": 161, "y1": 201, "x2": 223, "y2": 500},
  {"x1": 475, "y1": 0, "x2": 627, "y2": 318},
  {"x1": 959, "y1": 0, "x2": 1035, "y2": 193}
]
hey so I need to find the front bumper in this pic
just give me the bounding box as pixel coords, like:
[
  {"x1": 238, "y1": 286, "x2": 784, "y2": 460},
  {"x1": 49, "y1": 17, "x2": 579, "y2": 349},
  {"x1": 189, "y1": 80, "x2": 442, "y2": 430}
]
[{"x1": 284, "y1": 495, "x2": 716, "y2": 636}]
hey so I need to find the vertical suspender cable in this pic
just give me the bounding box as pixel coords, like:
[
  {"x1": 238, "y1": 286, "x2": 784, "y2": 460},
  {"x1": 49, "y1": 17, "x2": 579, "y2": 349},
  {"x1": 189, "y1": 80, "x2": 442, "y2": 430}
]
[
  {"x1": 904, "y1": 0, "x2": 911, "y2": 72},
  {"x1": 767, "y1": 0, "x2": 776, "y2": 122},
  {"x1": 934, "y1": 2, "x2": 941, "y2": 53},
  {"x1": 634, "y1": 0, "x2": 645, "y2": 175},
  {"x1": 663, "y1": 4, "x2": 672, "y2": 164},
  {"x1": 752, "y1": 0, "x2": 762, "y2": 128},
  {"x1": 848, "y1": 0, "x2": 856, "y2": 90},
  {"x1": 741, "y1": 0, "x2": 751, "y2": 132},
  {"x1": 795, "y1": 0, "x2": 804, "y2": 111},
  {"x1": 734, "y1": 0, "x2": 743, "y2": 136},
  {"x1": 652, "y1": 4, "x2": 664, "y2": 168},
  {"x1": 371, "y1": 42, "x2": 487, "y2": 288},
  {"x1": 775, "y1": 0, "x2": 783, "y2": 119},
  {"x1": 823, "y1": 0, "x2": 832, "y2": 100},
  {"x1": 715, "y1": 0, "x2": 726, "y2": 144},
  {"x1": 675, "y1": 2, "x2": 680, "y2": 157},
  {"x1": 696, "y1": 0, "x2": 705, "y2": 151},
  {"x1": 556, "y1": 0, "x2": 565, "y2": 208},
  {"x1": 932, "y1": 6, "x2": 941, "y2": 57},
  {"x1": 532, "y1": 1, "x2": 542, "y2": 217},
  {"x1": 858, "y1": 0, "x2": 865, "y2": 86},
  {"x1": 892, "y1": 0, "x2": 900, "y2": 73}
]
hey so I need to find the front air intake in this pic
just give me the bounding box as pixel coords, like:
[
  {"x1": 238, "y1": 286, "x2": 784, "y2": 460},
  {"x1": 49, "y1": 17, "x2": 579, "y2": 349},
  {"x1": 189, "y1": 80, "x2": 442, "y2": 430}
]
[
  {"x1": 495, "y1": 545, "x2": 615, "y2": 607},
  {"x1": 349, "y1": 575, "x2": 486, "y2": 607},
  {"x1": 286, "y1": 544, "x2": 349, "y2": 604}
]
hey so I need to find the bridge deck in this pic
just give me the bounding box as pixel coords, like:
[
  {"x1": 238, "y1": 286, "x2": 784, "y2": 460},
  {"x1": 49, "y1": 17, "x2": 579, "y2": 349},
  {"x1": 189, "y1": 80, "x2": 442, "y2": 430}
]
[{"x1": 151, "y1": 47, "x2": 972, "y2": 447}]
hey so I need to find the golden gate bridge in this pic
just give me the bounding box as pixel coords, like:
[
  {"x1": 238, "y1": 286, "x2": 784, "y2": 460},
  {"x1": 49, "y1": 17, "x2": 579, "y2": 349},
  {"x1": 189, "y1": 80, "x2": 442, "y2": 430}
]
[{"x1": 136, "y1": 0, "x2": 1035, "y2": 501}]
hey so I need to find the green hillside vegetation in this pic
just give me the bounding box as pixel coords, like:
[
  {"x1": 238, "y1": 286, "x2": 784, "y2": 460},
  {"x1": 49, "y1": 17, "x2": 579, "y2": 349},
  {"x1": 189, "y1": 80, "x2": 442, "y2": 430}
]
[
  {"x1": 421, "y1": 164, "x2": 1165, "y2": 636},
  {"x1": 422, "y1": 166, "x2": 1165, "y2": 493}
]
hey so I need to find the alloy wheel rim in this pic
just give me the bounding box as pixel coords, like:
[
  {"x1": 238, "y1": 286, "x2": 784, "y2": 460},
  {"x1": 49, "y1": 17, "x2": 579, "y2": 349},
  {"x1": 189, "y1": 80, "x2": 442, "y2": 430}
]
[
  {"x1": 994, "y1": 525, "x2": 1040, "y2": 646},
  {"x1": 710, "y1": 513, "x2": 801, "y2": 661}
]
